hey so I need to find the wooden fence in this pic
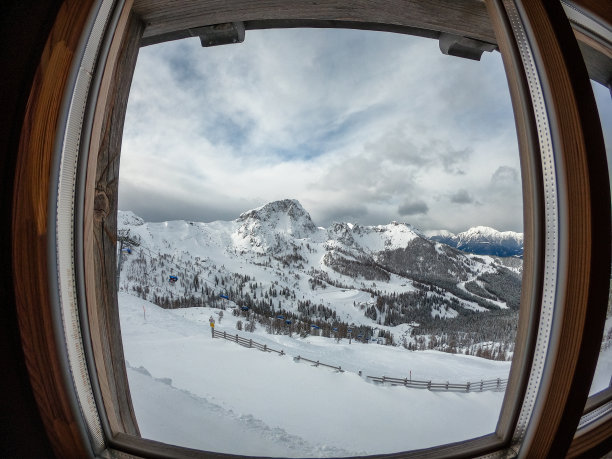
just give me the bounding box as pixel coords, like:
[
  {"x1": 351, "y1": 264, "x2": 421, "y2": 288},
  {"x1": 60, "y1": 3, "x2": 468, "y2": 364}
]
[
  {"x1": 213, "y1": 329, "x2": 506, "y2": 391},
  {"x1": 293, "y1": 355, "x2": 344, "y2": 372},
  {"x1": 212, "y1": 329, "x2": 284, "y2": 355},
  {"x1": 212, "y1": 330, "x2": 343, "y2": 371},
  {"x1": 367, "y1": 375, "x2": 507, "y2": 392}
]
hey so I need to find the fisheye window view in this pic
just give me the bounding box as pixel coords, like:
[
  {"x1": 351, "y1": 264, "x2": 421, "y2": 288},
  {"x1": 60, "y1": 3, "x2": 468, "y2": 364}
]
[
  {"x1": 114, "y1": 27, "x2": 596, "y2": 456},
  {"x1": 116, "y1": 28, "x2": 524, "y2": 456},
  {"x1": 6, "y1": 1, "x2": 612, "y2": 458}
]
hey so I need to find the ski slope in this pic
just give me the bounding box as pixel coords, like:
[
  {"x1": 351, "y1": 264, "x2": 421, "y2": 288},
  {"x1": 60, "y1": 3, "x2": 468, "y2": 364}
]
[{"x1": 120, "y1": 292, "x2": 511, "y2": 456}]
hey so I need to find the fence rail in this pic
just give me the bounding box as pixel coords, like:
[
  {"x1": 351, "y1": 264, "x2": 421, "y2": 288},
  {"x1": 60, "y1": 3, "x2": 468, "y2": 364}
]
[
  {"x1": 367, "y1": 375, "x2": 508, "y2": 392},
  {"x1": 213, "y1": 329, "x2": 284, "y2": 355},
  {"x1": 293, "y1": 355, "x2": 344, "y2": 372}
]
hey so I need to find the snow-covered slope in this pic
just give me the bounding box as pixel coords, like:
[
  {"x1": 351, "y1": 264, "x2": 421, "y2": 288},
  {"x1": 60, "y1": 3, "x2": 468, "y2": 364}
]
[{"x1": 121, "y1": 292, "x2": 509, "y2": 456}]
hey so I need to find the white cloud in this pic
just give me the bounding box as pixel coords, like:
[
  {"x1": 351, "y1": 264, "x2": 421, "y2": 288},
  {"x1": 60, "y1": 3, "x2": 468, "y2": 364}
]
[{"x1": 119, "y1": 28, "x2": 522, "y2": 233}]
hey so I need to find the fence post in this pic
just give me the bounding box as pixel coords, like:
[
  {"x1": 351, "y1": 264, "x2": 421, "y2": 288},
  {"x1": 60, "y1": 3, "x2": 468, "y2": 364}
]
[
  {"x1": 427, "y1": 381, "x2": 431, "y2": 390},
  {"x1": 446, "y1": 381, "x2": 449, "y2": 390},
  {"x1": 466, "y1": 382, "x2": 471, "y2": 392},
  {"x1": 480, "y1": 380, "x2": 484, "y2": 391},
  {"x1": 280, "y1": 350, "x2": 284, "y2": 356},
  {"x1": 264, "y1": 344, "x2": 267, "y2": 351},
  {"x1": 382, "y1": 376, "x2": 386, "y2": 383},
  {"x1": 404, "y1": 378, "x2": 408, "y2": 386},
  {"x1": 223, "y1": 331, "x2": 226, "y2": 339},
  {"x1": 249, "y1": 339, "x2": 252, "y2": 348},
  {"x1": 236, "y1": 334, "x2": 239, "y2": 343},
  {"x1": 497, "y1": 378, "x2": 500, "y2": 389}
]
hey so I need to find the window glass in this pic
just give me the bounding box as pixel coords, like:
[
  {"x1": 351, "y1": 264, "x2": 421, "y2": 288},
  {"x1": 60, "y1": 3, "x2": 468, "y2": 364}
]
[
  {"x1": 118, "y1": 29, "x2": 521, "y2": 455},
  {"x1": 589, "y1": 80, "x2": 612, "y2": 397}
]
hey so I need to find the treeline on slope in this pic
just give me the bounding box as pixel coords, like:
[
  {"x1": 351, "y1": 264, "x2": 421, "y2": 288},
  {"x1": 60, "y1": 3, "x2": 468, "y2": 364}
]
[
  {"x1": 464, "y1": 280, "x2": 498, "y2": 301},
  {"x1": 476, "y1": 268, "x2": 522, "y2": 310},
  {"x1": 122, "y1": 247, "x2": 519, "y2": 358},
  {"x1": 409, "y1": 309, "x2": 518, "y2": 360},
  {"x1": 323, "y1": 252, "x2": 391, "y2": 282},
  {"x1": 342, "y1": 241, "x2": 522, "y2": 312},
  {"x1": 375, "y1": 240, "x2": 471, "y2": 283},
  {"x1": 378, "y1": 257, "x2": 520, "y2": 314},
  {"x1": 231, "y1": 305, "x2": 381, "y2": 343},
  {"x1": 127, "y1": 264, "x2": 382, "y2": 343},
  {"x1": 359, "y1": 270, "x2": 521, "y2": 328}
]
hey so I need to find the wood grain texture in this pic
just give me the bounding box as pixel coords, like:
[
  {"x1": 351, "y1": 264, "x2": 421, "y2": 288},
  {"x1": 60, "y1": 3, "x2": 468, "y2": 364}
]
[
  {"x1": 484, "y1": 0, "x2": 545, "y2": 445},
  {"x1": 133, "y1": 0, "x2": 609, "y2": 89},
  {"x1": 133, "y1": 0, "x2": 497, "y2": 45},
  {"x1": 570, "y1": 0, "x2": 612, "y2": 27},
  {"x1": 562, "y1": 1, "x2": 612, "y2": 87},
  {"x1": 574, "y1": 29, "x2": 612, "y2": 86},
  {"x1": 11, "y1": 0, "x2": 95, "y2": 457},
  {"x1": 0, "y1": 1, "x2": 64, "y2": 455},
  {"x1": 83, "y1": 0, "x2": 142, "y2": 437},
  {"x1": 514, "y1": 0, "x2": 611, "y2": 457},
  {"x1": 568, "y1": 414, "x2": 612, "y2": 458},
  {"x1": 112, "y1": 431, "x2": 500, "y2": 459}
]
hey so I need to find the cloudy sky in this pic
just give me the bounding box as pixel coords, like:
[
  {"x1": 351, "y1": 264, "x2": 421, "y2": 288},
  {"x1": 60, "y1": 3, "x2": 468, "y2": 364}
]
[{"x1": 119, "y1": 28, "x2": 611, "y2": 233}]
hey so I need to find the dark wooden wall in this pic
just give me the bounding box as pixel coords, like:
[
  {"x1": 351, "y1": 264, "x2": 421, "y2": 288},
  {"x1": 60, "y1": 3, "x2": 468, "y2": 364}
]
[{"x1": 0, "y1": 1, "x2": 62, "y2": 456}]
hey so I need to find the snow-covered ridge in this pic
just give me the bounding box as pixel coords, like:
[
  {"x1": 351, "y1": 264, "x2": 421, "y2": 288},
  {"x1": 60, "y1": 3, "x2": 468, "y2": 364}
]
[
  {"x1": 428, "y1": 225, "x2": 523, "y2": 257},
  {"x1": 457, "y1": 226, "x2": 523, "y2": 245},
  {"x1": 118, "y1": 199, "x2": 521, "y2": 356},
  {"x1": 327, "y1": 221, "x2": 421, "y2": 255},
  {"x1": 118, "y1": 199, "x2": 427, "y2": 257}
]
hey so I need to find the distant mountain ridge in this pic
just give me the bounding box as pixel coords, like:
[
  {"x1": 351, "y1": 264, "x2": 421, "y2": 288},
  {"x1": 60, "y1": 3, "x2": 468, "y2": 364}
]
[
  {"x1": 427, "y1": 226, "x2": 523, "y2": 258},
  {"x1": 117, "y1": 199, "x2": 521, "y2": 358}
]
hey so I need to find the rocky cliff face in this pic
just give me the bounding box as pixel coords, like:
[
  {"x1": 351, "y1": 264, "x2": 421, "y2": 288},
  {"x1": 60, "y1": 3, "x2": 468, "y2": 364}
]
[{"x1": 235, "y1": 199, "x2": 321, "y2": 253}]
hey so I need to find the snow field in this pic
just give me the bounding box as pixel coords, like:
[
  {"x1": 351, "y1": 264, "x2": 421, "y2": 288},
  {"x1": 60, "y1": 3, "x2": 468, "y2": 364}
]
[{"x1": 121, "y1": 292, "x2": 510, "y2": 456}]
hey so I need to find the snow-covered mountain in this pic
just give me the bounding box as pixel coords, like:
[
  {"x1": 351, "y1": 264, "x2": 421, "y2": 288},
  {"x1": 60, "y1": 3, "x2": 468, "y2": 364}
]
[
  {"x1": 235, "y1": 199, "x2": 320, "y2": 253},
  {"x1": 427, "y1": 226, "x2": 524, "y2": 258},
  {"x1": 118, "y1": 199, "x2": 521, "y2": 357}
]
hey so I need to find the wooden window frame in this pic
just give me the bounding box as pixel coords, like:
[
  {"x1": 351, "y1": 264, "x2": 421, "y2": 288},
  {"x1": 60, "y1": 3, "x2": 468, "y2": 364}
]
[{"x1": 11, "y1": 0, "x2": 611, "y2": 457}]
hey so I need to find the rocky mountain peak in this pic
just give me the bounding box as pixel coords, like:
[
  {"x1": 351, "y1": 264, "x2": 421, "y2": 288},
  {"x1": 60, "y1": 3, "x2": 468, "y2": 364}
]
[
  {"x1": 238, "y1": 199, "x2": 317, "y2": 235},
  {"x1": 235, "y1": 199, "x2": 319, "y2": 251},
  {"x1": 118, "y1": 210, "x2": 145, "y2": 227}
]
